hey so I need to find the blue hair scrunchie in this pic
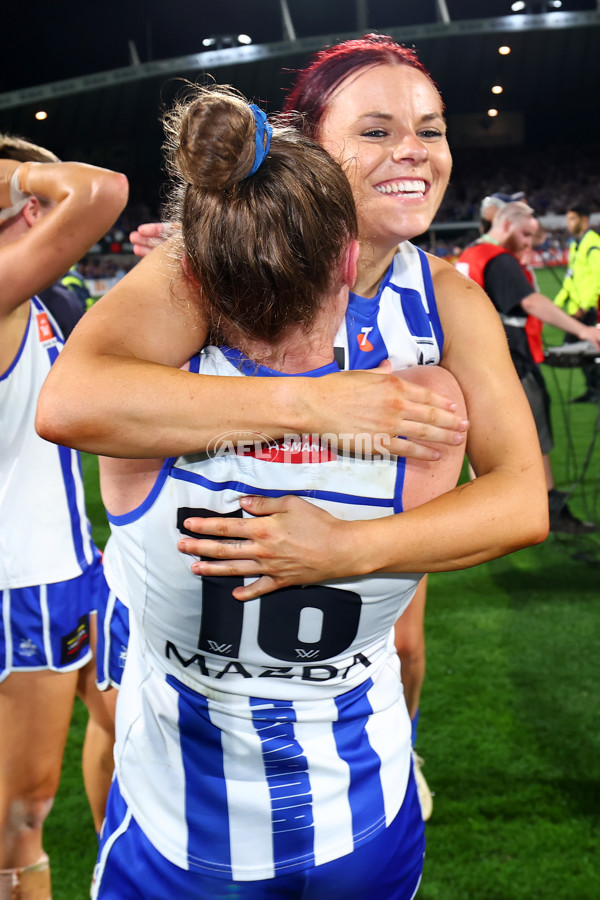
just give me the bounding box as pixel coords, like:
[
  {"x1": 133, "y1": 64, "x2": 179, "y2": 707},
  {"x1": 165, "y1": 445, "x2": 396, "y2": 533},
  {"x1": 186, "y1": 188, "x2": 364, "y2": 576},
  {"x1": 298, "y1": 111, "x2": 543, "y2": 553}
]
[{"x1": 246, "y1": 104, "x2": 273, "y2": 178}]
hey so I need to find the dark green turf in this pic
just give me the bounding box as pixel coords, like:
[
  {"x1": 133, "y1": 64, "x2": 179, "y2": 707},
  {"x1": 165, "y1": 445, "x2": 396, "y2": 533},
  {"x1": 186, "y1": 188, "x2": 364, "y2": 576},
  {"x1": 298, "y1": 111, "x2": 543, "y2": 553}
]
[{"x1": 46, "y1": 271, "x2": 600, "y2": 898}]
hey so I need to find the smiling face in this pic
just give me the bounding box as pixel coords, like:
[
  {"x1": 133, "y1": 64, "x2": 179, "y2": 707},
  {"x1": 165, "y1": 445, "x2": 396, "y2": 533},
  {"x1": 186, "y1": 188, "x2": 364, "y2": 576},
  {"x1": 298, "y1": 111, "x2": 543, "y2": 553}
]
[{"x1": 318, "y1": 64, "x2": 452, "y2": 253}]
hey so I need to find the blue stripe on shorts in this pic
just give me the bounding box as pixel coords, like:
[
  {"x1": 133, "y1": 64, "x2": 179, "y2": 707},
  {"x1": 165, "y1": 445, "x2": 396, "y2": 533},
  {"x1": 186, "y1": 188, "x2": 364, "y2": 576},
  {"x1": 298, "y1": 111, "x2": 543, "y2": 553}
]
[{"x1": 96, "y1": 591, "x2": 129, "y2": 690}]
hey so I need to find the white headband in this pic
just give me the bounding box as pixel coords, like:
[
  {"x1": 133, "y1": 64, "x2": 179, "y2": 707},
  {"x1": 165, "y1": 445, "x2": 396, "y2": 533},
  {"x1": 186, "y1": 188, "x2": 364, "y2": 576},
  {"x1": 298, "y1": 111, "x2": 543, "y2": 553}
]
[{"x1": 0, "y1": 165, "x2": 32, "y2": 224}]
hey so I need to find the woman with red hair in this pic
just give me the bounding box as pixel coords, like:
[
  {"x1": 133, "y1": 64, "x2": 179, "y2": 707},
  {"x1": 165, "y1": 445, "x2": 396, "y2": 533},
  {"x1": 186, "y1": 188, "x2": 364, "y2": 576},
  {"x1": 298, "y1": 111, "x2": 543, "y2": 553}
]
[{"x1": 39, "y1": 39, "x2": 547, "y2": 898}]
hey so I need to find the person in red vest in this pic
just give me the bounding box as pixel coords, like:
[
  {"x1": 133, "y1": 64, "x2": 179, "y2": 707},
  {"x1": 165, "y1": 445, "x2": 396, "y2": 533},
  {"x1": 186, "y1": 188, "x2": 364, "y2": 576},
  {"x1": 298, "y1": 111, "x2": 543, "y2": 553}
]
[
  {"x1": 457, "y1": 201, "x2": 600, "y2": 535},
  {"x1": 479, "y1": 191, "x2": 545, "y2": 362}
]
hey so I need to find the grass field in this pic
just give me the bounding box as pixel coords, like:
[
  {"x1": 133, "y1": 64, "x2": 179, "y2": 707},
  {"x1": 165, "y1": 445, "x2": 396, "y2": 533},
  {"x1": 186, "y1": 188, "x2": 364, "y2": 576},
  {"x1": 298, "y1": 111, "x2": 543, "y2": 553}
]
[{"x1": 45, "y1": 268, "x2": 600, "y2": 898}]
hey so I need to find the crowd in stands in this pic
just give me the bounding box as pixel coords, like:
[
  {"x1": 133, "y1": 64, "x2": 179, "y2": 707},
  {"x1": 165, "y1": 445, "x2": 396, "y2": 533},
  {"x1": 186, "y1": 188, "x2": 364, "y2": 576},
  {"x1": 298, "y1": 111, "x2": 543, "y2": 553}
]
[
  {"x1": 79, "y1": 201, "x2": 156, "y2": 282},
  {"x1": 414, "y1": 144, "x2": 600, "y2": 264},
  {"x1": 79, "y1": 255, "x2": 134, "y2": 281},
  {"x1": 436, "y1": 144, "x2": 600, "y2": 222}
]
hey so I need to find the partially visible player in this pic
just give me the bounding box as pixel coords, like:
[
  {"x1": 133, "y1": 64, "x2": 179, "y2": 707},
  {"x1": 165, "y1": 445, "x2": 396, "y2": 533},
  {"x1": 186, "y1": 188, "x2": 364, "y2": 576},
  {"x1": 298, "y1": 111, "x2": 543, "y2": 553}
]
[{"x1": 0, "y1": 137, "x2": 127, "y2": 899}]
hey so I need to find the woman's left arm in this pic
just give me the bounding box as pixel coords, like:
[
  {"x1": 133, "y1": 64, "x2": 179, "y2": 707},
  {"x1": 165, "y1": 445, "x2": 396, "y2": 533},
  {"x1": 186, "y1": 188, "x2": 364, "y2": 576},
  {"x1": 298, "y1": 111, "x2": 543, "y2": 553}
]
[{"x1": 178, "y1": 259, "x2": 549, "y2": 599}]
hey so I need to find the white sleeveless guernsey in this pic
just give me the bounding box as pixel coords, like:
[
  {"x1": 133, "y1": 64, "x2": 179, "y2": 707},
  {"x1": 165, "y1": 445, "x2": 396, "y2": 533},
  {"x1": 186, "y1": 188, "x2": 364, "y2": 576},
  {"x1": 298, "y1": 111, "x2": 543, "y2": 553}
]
[{"x1": 0, "y1": 296, "x2": 97, "y2": 588}]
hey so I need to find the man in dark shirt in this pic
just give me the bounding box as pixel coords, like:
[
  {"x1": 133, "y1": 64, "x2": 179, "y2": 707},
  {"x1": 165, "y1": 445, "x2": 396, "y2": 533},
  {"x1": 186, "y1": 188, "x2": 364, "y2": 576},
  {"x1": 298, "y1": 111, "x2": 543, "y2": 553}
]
[{"x1": 457, "y1": 201, "x2": 600, "y2": 534}]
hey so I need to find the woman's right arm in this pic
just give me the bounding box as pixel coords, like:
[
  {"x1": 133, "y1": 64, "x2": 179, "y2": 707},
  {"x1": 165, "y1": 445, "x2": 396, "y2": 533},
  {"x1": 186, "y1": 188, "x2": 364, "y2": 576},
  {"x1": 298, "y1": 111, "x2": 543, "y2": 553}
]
[{"x1": 37, "y1": 241, "x2": 468, "y2": 459}]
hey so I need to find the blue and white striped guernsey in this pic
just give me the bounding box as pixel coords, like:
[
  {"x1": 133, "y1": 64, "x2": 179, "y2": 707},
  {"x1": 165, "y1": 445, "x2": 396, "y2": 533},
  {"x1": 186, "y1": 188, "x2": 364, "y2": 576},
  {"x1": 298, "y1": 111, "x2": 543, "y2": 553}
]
[{"x1": 106, "y1": 242, "x2": 443, "y2": 880}]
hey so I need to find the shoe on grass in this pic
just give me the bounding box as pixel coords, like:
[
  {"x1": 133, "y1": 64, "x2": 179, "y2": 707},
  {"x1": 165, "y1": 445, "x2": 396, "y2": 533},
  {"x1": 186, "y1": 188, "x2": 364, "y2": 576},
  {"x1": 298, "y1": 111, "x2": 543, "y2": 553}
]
[
  {"x1": 569, "y1": 390, "x2": 600, "y2": 404},
  {"x1": 412, "y1": 751, "x2": 433, "y2": 822},
  {"x1": 549, "y1": 504, "x2": 598, "y2": 535}
]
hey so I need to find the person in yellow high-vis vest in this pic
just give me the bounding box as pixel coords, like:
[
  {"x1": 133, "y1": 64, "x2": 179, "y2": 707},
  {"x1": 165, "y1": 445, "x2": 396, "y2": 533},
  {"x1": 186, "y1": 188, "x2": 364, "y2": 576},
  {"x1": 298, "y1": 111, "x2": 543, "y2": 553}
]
[
  {"x1": 61, "y1": 265, "x2": 94, "y2": 311},
  {"x1": 555, "y1": 202, "x2": 600, "y2": 402}
]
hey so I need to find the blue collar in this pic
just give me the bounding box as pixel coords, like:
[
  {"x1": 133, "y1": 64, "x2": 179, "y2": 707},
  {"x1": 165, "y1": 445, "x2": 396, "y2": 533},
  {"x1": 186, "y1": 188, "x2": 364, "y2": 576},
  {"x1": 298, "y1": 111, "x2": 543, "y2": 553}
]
[{"x1": 219, "y1": 345, "x2": 340, "y2": 378}]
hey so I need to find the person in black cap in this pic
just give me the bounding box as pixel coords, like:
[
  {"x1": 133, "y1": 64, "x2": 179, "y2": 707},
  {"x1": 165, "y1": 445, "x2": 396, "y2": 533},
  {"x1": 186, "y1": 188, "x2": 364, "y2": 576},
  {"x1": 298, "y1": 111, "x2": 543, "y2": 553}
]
[{"x1": 480, "y1": 190, "x2": 527, "y2": 233}]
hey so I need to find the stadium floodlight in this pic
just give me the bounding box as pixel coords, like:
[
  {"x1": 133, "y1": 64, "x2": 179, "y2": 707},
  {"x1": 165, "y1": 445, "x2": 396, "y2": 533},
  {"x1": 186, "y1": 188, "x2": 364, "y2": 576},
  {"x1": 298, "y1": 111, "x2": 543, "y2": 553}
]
[
  {"x1": 548, "y1": 0, "x2": 562, "y2": 7},
  {"x1": 35, "y1": 110, "x2": 47, "y2": 120},
  {"x1": 201, "y1": 34, "x2": 251, "y2": 50},
  {"x1": 511, "y1": 1, "x2": 526, "y2": 10},
  {"x1": 498, "y1": 45, "x2": 511, "y2": 55},
  {"x1": 491, "y1": 85, "x2": 504, "y2": 94}
]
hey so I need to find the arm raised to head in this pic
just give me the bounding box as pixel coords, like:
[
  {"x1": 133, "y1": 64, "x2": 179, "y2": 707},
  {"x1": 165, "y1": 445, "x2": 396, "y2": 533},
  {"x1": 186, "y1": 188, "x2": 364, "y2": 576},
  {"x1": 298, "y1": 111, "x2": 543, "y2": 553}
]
[{"x1": 0, "y1": 159, "x2": 128, "y2": 314}]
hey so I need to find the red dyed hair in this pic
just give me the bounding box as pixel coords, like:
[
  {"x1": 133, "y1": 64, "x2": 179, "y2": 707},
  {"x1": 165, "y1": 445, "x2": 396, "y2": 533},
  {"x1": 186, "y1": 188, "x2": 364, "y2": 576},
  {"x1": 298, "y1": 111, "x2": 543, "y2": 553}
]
[{"x1": 283, "y1": 34, "x2": 441, "y2": 139}]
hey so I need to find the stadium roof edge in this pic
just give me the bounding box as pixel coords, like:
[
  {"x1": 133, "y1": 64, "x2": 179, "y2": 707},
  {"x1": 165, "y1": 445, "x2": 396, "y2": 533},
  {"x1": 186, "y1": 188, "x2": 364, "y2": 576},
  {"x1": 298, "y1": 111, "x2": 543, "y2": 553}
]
[{"x1": 1, "y1": 10, "x2": 599, "y2": 112}]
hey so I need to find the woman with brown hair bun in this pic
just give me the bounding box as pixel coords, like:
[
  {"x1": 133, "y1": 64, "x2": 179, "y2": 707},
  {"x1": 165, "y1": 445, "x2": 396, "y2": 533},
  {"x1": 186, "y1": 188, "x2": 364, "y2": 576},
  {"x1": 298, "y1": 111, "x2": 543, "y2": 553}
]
[
  {"x1": 90, "y1": 84, "x2": 466, "y2": 899},
  {"x1": 161, "y1": 88, "x2": 358, "y2": 348}
]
